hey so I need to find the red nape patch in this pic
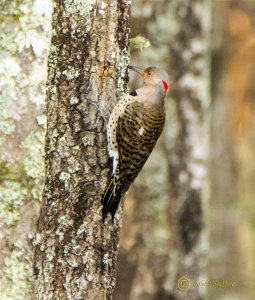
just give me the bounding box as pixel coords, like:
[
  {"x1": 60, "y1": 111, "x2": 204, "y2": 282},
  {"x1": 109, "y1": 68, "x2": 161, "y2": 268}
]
[{"x1": 162, "y1": 80, "x2": 169, "y2": 93}]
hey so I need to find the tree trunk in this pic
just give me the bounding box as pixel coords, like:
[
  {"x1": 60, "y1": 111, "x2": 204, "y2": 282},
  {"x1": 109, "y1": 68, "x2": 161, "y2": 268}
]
[
  {"x1": 34, "y1": 1, "x2": 130, "y2": 299},
  {"x1": 166, "y1": 0, "x2": 211, "y2": 299}
]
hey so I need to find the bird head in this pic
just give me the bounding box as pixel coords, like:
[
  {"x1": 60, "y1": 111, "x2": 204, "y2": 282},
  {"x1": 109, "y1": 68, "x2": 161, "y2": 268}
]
[{"x1": 128, "y1": 65, "x2": 170, "y2": 95}]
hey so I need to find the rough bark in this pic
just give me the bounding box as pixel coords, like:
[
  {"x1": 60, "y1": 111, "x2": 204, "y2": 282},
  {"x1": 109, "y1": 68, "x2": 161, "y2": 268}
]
[
  {"x1": 34, "y1": 1, "x2": 130, "y2": 299},
  {"x1": 166, "y1": 0, "x2": 211, "y2": 299}
]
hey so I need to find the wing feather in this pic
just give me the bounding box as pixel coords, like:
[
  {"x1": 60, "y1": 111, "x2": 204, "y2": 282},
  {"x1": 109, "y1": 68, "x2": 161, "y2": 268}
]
[{"x1": 116, "y1": 101, "x2": 165, "y2": 188}]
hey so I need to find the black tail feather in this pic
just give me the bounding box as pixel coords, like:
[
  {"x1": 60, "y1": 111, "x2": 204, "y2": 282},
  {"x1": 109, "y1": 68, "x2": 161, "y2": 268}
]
[{"x1": 102, "y1": 177, "x2": 123, "y2": 221}]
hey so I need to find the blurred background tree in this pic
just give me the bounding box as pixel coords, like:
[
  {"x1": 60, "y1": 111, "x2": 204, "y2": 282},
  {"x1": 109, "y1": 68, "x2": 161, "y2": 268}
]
[
  {"x1": 1, "y1": 0, "x2": 255, "y2": 299},
  {"x1": 0, "y1": 1, "x2": 51, "y2": 299},
  {"x1": 209, "y1": 1, "x2": 255, "y2": 299},
  {"x1": 115, "y1": 1, "x2": 210, "y2": 299}
]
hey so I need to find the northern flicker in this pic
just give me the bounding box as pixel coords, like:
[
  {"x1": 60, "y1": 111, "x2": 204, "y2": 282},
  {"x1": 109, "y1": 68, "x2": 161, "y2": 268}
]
[{"x1": 102, "y1": 65, "x2": 170, "y2": 221}]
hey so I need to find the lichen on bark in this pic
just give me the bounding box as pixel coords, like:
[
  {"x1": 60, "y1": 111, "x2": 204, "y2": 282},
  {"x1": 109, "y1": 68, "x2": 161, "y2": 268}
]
[{"x1": 34, "y1": 1, "x2": 131, "y2": 299}]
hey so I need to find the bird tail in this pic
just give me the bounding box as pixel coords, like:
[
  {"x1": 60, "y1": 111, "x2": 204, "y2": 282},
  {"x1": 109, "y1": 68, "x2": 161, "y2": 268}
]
[{"x1": 101, "y1": 177, "x2": 123, "y2": 222}]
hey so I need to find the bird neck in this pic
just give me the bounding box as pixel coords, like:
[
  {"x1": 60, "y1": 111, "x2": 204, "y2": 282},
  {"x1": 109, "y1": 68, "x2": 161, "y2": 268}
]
[{"x1": 136, "y1": 85, "x2": 165, "y2": 106}]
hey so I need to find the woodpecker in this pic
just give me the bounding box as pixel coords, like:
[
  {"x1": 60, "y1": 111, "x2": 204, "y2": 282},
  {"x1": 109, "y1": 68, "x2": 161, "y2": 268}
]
[{"x1": 102, "y1": 65, "x2": 170, "y2": 221}]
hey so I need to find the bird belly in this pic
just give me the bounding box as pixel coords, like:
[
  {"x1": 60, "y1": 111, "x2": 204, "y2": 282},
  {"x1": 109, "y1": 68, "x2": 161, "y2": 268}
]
[{"x1": 107, "y1": 96, "x2": 133, "y2": 174}]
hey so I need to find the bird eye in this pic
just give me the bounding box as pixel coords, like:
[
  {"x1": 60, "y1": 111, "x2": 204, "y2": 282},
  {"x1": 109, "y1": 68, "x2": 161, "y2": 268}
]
[{"x1": 147, "y1": 70, "x2": 151, "y2": 75}]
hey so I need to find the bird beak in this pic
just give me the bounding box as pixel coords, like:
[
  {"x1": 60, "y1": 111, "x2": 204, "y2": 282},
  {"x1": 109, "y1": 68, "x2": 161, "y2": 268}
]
[{"x1": 128, "y1": 65, "x2": 143, "y2": 76}]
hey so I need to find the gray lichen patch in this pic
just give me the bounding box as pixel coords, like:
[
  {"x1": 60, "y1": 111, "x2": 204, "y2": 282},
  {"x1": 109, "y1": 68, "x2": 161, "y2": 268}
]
[
  {"x1": 116, "y1": 52, "x2": 130, "y2": 97},
  {"x1": 63, "y1": 0, "x2": 96, "y2": 16},
  {"x1": 59, "y1": 172, "x2": 71, "y2": 189},
  {"x1": 21, "y1": 130, "x2": 45, "y2": 180},
  {"x1": 69, "y1": 96, "x2": 79, "y2": 105},
  {"x1": 0, "y1": 239, "x2": 33, "y2": 300},
  {"x1": 0, "y1": 0, "x2": 51, "y2": 141},
  {"x1": 62, "y1": 66, "x2": 80, "y2": 80},
  {"x1": 0, "y1": 180, "x2": 26, "y2": 227},
  {"x1": 59, "y1": 171, "x2": 71, "y2": 183}
]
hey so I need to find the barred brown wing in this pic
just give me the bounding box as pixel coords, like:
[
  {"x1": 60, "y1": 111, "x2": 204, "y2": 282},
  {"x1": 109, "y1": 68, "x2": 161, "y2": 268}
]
[{"x1": 116, "y1": 101, "x2": 165, "y2": 187}]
